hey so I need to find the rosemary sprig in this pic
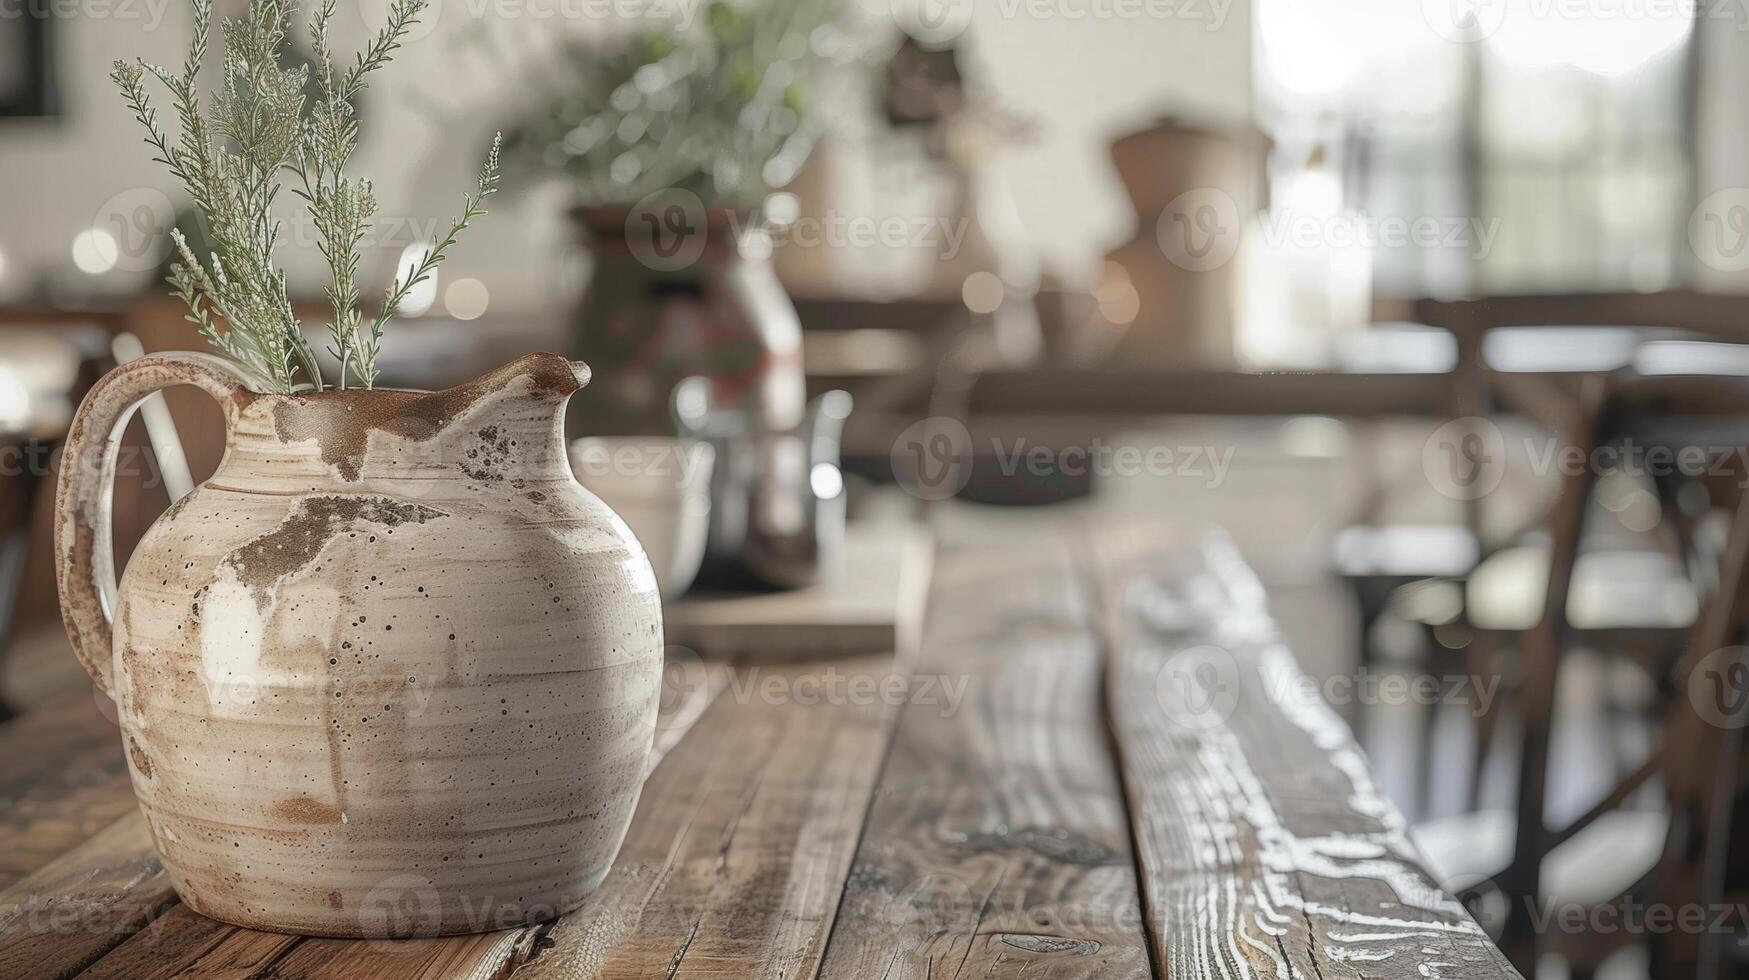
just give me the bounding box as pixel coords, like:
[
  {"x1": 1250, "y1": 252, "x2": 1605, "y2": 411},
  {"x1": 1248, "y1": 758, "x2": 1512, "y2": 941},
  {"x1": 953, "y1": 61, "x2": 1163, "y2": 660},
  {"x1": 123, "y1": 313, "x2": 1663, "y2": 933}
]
[{"x1": 114, "y1": 0, "x2": 502, "y2": 392}]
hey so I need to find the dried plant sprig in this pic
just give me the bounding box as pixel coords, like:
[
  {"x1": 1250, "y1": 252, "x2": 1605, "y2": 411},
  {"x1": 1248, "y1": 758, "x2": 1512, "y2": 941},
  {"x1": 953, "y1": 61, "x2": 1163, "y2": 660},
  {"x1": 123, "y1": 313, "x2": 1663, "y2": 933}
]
[
  {"x1": 296, "y1": 0, "x2": 429, "y2": 388},
  {"x1": 114, "y1": 0, "x2": 320, "y2": 392},
  {"x1": 114, "y1": 0, "x2": 502, "y2": 392}
]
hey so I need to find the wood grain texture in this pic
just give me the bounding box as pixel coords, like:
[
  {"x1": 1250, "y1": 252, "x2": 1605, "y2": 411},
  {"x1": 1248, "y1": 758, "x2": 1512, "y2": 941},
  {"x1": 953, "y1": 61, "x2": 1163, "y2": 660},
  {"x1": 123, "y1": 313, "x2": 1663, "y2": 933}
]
[
  {"x1": 0, "y1": 813, "x2": 174, "y2": 979},
  {"x1": 1, "y1": 626, "x2": 96, "y2": 713},
  {"x1": 816, "y1": 536, "x2": 1152, "y2": 980},
  {"x1": 79, "y1": 905, "x2": 301, "y2": 979},
  {"x1": 249, "y1": 928, "x2": 536, "y2": 980},
  {"x1": 76, "y1": 904, "x2": 283, "y2": 980},
  {"x1": 0, "y1": 694, "x2": 134, "y2": 889},
  {"x1": 1093, "y1": 529, "x2": 1521, "y2": 979},
  {"x1": 512, "y1": 655, "x2": 898, "y2": 980},
  {"x1": 80, "y1": 900, "x2": 536, "y2": 980}
]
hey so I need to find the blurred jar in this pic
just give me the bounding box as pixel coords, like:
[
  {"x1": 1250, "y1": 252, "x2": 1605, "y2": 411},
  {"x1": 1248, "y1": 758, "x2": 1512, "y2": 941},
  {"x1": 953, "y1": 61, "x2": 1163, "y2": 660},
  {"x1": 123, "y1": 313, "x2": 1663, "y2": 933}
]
[{"x1": 567, "y1": 207, "x2": 806, "y2": 439}]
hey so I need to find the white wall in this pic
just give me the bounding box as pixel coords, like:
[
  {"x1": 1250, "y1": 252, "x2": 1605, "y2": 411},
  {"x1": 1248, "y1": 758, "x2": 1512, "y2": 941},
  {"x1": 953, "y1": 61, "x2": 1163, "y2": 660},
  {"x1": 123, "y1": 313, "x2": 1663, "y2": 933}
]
[{"x1": 958, "y1": 0, "x2": 1251, "y2": 281}]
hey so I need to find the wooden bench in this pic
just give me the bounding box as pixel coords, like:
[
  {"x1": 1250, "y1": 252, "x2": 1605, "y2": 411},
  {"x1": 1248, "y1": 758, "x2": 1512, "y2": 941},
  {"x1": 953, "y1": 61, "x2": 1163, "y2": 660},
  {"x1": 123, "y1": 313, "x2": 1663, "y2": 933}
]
[{"x1": 0, "y1": 525, "x2": 1517, "y2": 978}]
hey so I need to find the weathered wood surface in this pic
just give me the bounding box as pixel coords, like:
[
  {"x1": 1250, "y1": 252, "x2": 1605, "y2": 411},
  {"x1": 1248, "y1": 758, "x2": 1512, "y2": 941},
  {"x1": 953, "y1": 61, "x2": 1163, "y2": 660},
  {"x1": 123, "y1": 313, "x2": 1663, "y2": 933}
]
[
  {"x1": 816, "y1": 538, "x2": 1152, "y2": 979},
  {"x1": 0, "y1": 694, "x2": 134, "y2": 889},
  {"x1": 78, "y1": 904, "x2": 298, "y2": 980},
  {"x1": 517, "y1": 655, "x2": 897, "y2": 980},
  {"x1": 0, "y1": 528, "x2": 1516, "y2": 979},
  {"x1": 1094, "y1": 530, "x2": 1520, "y2": 979},
  {"x1": 0, "y1": 813, "x2": 175, "y2": 978},
  {"x1": 1, "y1": 626, "x2": 96, "y2": 714}
]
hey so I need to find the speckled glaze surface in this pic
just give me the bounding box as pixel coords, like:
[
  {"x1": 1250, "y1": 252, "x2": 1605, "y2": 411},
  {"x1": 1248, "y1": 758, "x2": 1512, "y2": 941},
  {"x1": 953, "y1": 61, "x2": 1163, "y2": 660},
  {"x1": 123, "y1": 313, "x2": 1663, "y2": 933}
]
[{"x1": 53, "y1": 351, "x2": 663, "y2": 937}]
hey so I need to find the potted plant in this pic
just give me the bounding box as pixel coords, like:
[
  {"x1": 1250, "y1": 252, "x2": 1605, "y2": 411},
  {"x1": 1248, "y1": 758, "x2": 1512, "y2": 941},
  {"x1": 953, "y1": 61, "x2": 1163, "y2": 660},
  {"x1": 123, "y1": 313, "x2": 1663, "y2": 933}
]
[
  {"x1": 505, "y1": 0, "x2": 841, "y2": 439},
  {"x1": 55, "y1": 0, "x2": 663, "y2": 936}
]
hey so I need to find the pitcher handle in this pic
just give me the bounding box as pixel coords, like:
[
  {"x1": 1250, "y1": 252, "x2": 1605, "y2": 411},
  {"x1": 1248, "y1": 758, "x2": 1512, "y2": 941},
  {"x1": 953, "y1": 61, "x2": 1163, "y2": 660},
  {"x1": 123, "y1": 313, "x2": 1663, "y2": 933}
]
[{"x1": 54, "y1": 352, "x2": 251, "y2": 696}]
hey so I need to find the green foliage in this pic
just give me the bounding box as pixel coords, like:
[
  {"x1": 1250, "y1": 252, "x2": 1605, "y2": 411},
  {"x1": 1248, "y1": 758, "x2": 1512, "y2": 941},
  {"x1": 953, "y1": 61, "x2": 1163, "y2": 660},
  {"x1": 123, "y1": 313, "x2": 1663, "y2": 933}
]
[
  {"x1": 114, "y1": 0, "x2": 502, "y2": 392},
  {"x1": 506, "y1": 0, "x2": 837, "y2": 209}
]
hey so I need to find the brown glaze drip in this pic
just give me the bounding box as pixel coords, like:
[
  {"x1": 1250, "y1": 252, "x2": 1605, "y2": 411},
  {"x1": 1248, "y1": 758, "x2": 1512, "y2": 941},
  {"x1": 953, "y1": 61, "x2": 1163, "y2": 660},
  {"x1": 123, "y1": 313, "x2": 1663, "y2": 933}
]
[
  {"x1": 274, "y1": 794, "x2": 344, "y2": 825},
  {"x1": 222, "y1": 496, "x2": 447, "y2": 607},
  {"x1": 57, "y1": 514, "x2": 101, "y2": 685},
  {"x1": 128, "y1": 736, "x2": 154, "y2": 778},
  {"x1": 265, "y1": 352, "x2": 588, "y2": 481}
]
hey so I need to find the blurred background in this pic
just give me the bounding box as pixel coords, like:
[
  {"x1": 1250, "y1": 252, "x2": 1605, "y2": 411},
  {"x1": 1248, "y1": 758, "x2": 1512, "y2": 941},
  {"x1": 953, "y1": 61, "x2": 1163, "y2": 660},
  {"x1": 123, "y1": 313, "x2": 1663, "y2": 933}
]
[{"x1": 9, "y1": 1, "x2": 1749, "y2": 976}]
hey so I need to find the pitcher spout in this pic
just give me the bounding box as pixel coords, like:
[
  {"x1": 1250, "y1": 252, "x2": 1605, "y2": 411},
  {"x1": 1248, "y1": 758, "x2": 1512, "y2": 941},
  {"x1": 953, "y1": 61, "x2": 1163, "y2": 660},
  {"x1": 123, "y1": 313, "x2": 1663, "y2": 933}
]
[{"x1": 459, "y1": 352, "x2": 592, "y2": 404}]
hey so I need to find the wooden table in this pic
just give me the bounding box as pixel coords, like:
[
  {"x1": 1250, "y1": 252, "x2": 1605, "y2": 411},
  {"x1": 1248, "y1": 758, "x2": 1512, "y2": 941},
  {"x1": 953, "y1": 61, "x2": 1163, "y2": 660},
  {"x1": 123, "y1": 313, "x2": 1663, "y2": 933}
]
[{"x1": 0, "y1": 525, "x2": 1519, "y2": 979}]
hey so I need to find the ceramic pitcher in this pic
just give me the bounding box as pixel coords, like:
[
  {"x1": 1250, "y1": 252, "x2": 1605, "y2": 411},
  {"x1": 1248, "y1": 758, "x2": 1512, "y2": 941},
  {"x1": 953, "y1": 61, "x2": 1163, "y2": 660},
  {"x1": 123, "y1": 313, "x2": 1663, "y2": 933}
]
[{"x1": 53, "y1": 351, "x2": 663, "y2": 937}]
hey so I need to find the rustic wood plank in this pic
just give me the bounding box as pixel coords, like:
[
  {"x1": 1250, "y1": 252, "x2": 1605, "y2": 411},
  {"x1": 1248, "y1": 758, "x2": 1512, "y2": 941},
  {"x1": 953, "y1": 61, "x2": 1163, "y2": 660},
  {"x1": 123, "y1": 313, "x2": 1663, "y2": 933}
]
[
  {"x1": 815, "y1": 535, "x2": 1152, "y2": 980},
  {"x1": 511, "y1": 654, "x2": 898, "y2": 980},
  {"x1": 67, "y1": 827, "x2": 534, "y2": 980},
  {"x1": 253, "y1": 929, "x2": 533, "y2": 980},
  {"x1": 1, "y1": 626, "x2": 95, "y2": 714},
  {"x1": 86, "y1": 902, "x2": 532, "y2": 980},
  {"x1": 0, "y1": 693, "x2": 135, "y2": 888},
  {"x1": 0, "y1": 813, "x2": 175, "y2": 979},
  {"x1": 1094, "y1": 530, "x2": 1521, "y2": 979},
  {"x1": 79, "y1": 904, "x2": 302, "y2": 979}
]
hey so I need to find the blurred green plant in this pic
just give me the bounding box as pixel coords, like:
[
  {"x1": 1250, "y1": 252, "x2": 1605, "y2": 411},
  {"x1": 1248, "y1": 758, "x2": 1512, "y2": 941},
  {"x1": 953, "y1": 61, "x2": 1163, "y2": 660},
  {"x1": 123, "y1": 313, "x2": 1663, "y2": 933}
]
[{"x1": 506, "y1": 0, "x2": 841, "y2": 210}]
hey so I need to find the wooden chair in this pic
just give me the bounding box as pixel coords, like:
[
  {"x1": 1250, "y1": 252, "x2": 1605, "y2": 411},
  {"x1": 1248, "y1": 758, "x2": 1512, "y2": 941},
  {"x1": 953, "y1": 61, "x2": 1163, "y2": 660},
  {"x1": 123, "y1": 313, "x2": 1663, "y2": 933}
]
[
  {"x1": 1414, "y1": 370, "x2": 1749, "y2": 978},
  {"x1": 1347, "y1": 295, "x2": 1749, "y2": 817}
]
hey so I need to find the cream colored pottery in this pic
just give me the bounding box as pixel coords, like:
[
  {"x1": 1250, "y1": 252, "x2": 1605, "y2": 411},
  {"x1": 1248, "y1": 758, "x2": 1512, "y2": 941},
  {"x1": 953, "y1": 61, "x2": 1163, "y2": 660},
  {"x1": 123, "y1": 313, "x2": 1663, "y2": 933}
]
[
  {"x1": 568, "y1": 437, "x2": 714, "y2": 598},
  {"x1": 53, "y1": 351, "x2": 663, "y2": 938}
]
